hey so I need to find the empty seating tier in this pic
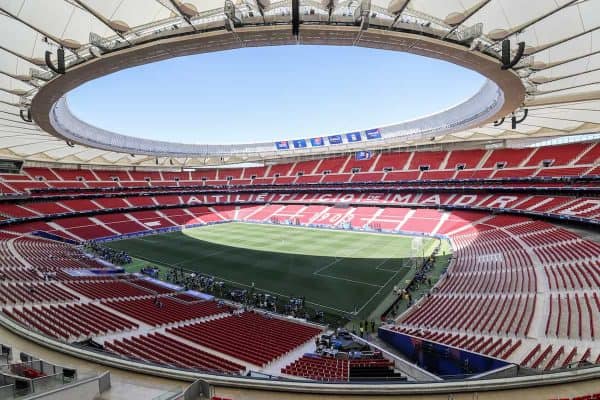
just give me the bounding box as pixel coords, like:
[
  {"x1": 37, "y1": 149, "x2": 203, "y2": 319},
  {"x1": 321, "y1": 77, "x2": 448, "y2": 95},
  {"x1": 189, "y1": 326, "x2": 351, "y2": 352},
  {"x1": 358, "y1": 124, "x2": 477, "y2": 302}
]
[
  {"x1": 281, "y1": 354, "x2": 401, "y2": 382},
  {"x1": 129, "y1": 279, "x2": 176, "y2": 294},
  {"x1": 64, "y1": 280, "x2": 153, "y2": 300},
  {"x1": 349, "y1": 358, "x2": 402, "y2": 381},
  {"x1": 105, "y1": 332, "x2": 244, "y2": 374},
  {"x1": 168, "y1": 312, "x2": 321, "y2": 366},
  {"x1": 12, "y1": 237, "x2": 106, "y2": 271},
  {"x1": 398, "y1": 293, "x2": 535, "y2": 337},
  {"x1": 104, "y1": 297, "x2": 231, "y2": 326},
  {"x1": 0, "y1": 282, "x2": 78, "y2": 305},
  {"x1": 3, "y1": 303, "x2": 137, "y2": 341},
  {"x1": 170, "y1": 293, "x2": 202, "y2": 302},
  {"x1": 0, "y1": 268, "x2": 41, "y2": 281},
  {"x1": 282, "y1": 355, "x2": 349, "y2": 381},
  {"x1": 0, "y1": 142, "x2": 595, "y2": 196}
]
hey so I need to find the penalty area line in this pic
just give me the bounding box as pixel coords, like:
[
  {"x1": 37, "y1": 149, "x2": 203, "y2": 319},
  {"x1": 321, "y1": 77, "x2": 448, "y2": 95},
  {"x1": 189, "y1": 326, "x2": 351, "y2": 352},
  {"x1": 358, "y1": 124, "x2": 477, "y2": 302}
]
[
  {"x1": 313, "y1": 272, "x2": 383, "y2": 288},
  {"x1": 312, "y1": 258, "x2": 343, "y2": 275},
  {"x1": 354, "y1": 266, "x2": 404, "y2": 315},
  {"x1": 312, "y1": 238, "x2": 379, "y2": 276},
  {"x1": 375, "y1": 258, "x2": 404, "y2": 273}
]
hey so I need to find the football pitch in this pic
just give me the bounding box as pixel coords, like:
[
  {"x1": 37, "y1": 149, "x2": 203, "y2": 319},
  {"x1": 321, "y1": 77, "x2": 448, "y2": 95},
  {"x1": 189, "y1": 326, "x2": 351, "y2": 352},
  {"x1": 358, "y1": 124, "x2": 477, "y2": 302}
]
[{"x1": 107, "y1": 222, "x2": 441, "y2": 319}]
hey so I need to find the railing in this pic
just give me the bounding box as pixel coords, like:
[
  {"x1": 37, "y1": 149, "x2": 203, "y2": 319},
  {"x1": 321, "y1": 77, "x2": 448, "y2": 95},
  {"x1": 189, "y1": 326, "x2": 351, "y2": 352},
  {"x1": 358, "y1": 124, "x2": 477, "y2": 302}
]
[
  {"x1": 149, "y1": 378, "x2": 210, "y2": 400},
  {"x1": 0, "y1": 384, "x2": 15, "y2": 399},
  {"x1": 30, "y1": 373, "x2": 66, "y2": 394},
  {"x1": 0, "y1": 344, "x2": 10, "y2": 365},
  {"x1": 23, "y1": 371, "x2": 111, "y2": 400},
  {"x1": 151, "y1": 390, "x2": 183, "y2": 400},
  {"x1": 0, "y1": 359, "x2": 77, "y2": 387}
]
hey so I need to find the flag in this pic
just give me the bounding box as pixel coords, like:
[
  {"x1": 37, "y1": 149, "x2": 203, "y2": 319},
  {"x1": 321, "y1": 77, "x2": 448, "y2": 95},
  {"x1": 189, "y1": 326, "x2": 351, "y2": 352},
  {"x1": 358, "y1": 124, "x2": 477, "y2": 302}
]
[
  {"x1": 275, "y1": 141, "x2": 289, "y2": 150},
  {"x1": 293, "y1": 139, "x2": 307, "y2": 148},
  {"x1": 328, "y1": 135, "x2": 343, "y2": 145},
  {"x1": 310, "y1": 137, "x2": 325, "y2": 147},
  {"x1": 365, "y1": 128, "x2": 381, "y2": 140},
  {"x1": 346, "y1": 132, "x2": 362, "y2": 142}
]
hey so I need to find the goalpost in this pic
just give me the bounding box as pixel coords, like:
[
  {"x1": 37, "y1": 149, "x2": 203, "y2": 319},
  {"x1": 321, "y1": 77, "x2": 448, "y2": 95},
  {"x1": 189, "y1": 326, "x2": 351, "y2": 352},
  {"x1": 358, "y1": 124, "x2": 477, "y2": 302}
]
[
  {"x1": 411, "y1": 236, "x2": 424, "y2": 267},
  {"x1": 411, "y1": 236, "x2": 423, "y2": 256}
]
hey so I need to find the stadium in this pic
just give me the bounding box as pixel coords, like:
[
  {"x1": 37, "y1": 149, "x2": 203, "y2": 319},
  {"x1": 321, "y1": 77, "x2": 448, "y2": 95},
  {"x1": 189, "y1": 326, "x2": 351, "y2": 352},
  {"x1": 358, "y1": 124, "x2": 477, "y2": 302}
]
[{"x1": 0, "y1": 0, "x2": 599, "y2": 399}]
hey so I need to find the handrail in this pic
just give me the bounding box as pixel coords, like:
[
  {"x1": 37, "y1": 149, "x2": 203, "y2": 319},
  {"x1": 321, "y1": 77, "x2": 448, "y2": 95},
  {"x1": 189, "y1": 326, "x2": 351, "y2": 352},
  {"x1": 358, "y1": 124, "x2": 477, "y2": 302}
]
[{"x1": 24, "y1": 372, "x2": 110, "y2": 399}]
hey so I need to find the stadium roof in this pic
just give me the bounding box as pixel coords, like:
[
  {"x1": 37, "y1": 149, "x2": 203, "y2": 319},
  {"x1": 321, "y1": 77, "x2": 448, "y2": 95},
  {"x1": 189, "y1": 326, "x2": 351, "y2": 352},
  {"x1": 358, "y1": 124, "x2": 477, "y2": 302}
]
[{"x1": 1, "y1": 0, "x2": 599, "y2": 167}]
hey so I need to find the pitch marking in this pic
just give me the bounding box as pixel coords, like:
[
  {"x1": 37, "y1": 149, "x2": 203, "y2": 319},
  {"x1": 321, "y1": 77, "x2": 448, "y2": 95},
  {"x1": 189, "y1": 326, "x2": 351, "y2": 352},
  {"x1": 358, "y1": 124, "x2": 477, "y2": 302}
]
[
  {"x1": 130, "y1": 254, "x2": 355, "y2": 315},
  {"x1": 313, "y1": 273, "x2": 383, "y2": 288}
]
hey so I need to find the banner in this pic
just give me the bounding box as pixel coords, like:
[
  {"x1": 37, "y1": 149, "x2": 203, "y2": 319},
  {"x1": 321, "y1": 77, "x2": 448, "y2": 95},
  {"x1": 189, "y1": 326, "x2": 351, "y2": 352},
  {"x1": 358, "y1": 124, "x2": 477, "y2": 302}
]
[
  {"x1": 310, "y1": 137, "x2": 325, "y2": 147},
  {"x1": 365, "y1": 128, "x2": 382, "y2": 140},
  {"x1": 328, "y1": 135, "x2": 343, "y2": 145},
  {"x1": 293, "y1": 139, "x2": 307, "y2": 148},
  {"x1": 275, "y1": 141, "x2": 289, "y2": 150},
  {"x1": 355, "y1": 150, "x2": 372, "y2": 160},
  {"x1": 346, "y1": 132, "x2": 362, "y2": 142}
]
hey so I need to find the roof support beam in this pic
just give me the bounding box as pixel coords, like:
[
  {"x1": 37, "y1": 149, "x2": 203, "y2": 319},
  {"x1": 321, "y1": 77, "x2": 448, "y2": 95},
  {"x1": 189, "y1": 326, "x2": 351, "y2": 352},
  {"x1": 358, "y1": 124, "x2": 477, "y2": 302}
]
[
  {"x1": 0, "y1": 44, "x2": 45, "y2": 67},
  {"x1": 525, "y1": 25, "x2": 600, "y2": 57},
  {"x1": 531, "y1": 66, "x2": 600, "y2": 85},
  {"x1": 483, "y1": 0, "x2": 579, "y2": 49},
  {"x1": 0, "y1": 70, "x2": 37, "y2": 87},
  {"x1": 0, "y1": 115, "x2": 33, "y2": 124},
  {"x1": 0, "y1": 111, "x2": 19, "y2": 118},
  {"x1": 0, "y1": 8, "x2": 74, "y2": 52},
  {"x1": 53, "y1": 147, "x2": 105, "y2": 161},
  {"x1": 526, "y1": 90, "x2": 600, "y2": 107},
  {"x1": 527, "y1": 115, "x2": 600, "y2": 125},
  {"x1": 441, "y1": 0, "x2": 491, "y2": 40},
  {"x1": 390, "y1": 0, "x2": 411, "y2": 28},
  {"x1": 70, "y1": 0, "x2": 132, "y2": 43},
  {"x1": 0, "y1": 100, "x2": 20, "y2": 108},
  {"x1": 390, "y1": 0, "x2": 411, "y2": 17},
  {"x1": 481, "y1": 124, "x2": 528, "y2": 134},
  {"x1": 532, "y1": 80, "x2": 600, "y2": 96},
  {"x1": 527, "y1": 105, "x2": 600, "y2": 113},
  {"x1": 0, "y1": 122, "x2": 40, "y2": 131},
  {"x1": 0, "y1": 130, "x2": 50, "y2": 138},
  {"x1": 166, "y1": 0, "x2": 197, "y2": 31},
  {"x1": 518, "y1": 122, "x2": 579, "y2": 133},
  {"x1": 520, "y1": 49, "x2": 600, "y2": 72},
  {"x1": 8, "y1": 142, "x2": 71, "y2": 156}
]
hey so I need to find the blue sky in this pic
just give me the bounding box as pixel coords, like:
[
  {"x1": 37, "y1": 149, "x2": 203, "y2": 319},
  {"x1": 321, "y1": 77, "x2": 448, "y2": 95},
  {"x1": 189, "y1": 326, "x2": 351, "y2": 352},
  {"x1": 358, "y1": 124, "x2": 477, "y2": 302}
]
[{"x1": 68, "y1": 45, "x2": 485, "y2": 145}]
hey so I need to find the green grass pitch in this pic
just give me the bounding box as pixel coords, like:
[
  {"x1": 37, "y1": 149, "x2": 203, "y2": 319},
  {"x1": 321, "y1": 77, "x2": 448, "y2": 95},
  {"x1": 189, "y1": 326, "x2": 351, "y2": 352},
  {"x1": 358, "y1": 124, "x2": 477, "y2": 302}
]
[{"x1": 107, "y1": 222, "x2": 439, "y2": 318}]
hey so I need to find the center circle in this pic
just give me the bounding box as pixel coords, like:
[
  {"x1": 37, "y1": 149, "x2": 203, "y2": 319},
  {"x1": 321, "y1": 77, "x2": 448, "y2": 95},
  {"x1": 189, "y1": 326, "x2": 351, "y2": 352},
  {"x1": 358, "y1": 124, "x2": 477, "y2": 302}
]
[{"x1": 66, "y1": 45, "x2": 486, "y2": 145}]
